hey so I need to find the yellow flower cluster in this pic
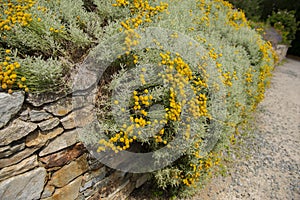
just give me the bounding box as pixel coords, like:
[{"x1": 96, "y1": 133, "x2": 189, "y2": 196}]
[
  {"x1": 226, "y1": 9, "x2": 248, "y2": 30},
  {"x1": 98, "y1": 130, "x2": 135, "y2": 153},
  {"x1": 213, "y1": 0, "x2": 233, "y2": 9},
  {"x1": 132, "y1": 89, "x2": 153, "y2": 110},
  {"x1": 115, "y1": 0, "x2": 169, "y2": 69},
  {"x1": 49, "y1": 25, "x2": 64, "y2": 34},
  {"x1": 159, "y1": 52, "x2": 209, "y2": 121},
  {"x1": 123, "y1": 29, "x2": 141, "y2": 54},
  {"x1": 247, "y1": 39, "x2": 276, "y2": 110},
  {"x1": 112, "y1": 0, "x2": 129, "y2": 7},
  {"x1": 114, "y1": 0, "x2": 169, "y2": 76},
  {"x1": 244, "y1": 68, "x2": 254, "y2": 83},
  {"x1": 167, "y1": 89, "x2": 181, "y2": 121},
  {"x1": 197, "y1": 0, "x2": 211, "y2": 27},
  {"x1": 98, "y1": 89, "x2": 157, "y2": 152},
  {"x1": 198, "y1": 0, "x2": 248, "y2": 30},
  {"x1": 208, "y1": 46, "x2": 223, "y2": 61},
  {"x1": 159, "y1": 52, "x2": 193, "y2": 81},
  {"x1": 181, "y1": 151, "x2": 221, "y2": 187},
  {"x1": 130, "y1": 89, "x2": 154, "y2": 129},
  {"x1": 116, "y1": 0, "x2": 168, "y2": 30},
  {"x1": 0, "y1": 49, "x2": 28, "y2": 93},
  {"x1": 221, "y1": 71, "x2": 233, "y2": 86},
  {"x1": 0, "y1": 0, "x2": 36, "y2": 31}
]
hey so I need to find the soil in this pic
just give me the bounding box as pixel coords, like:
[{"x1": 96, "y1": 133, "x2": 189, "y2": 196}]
[{"x1": 127, "y1": 57, "x2": 300, "y2": 200}]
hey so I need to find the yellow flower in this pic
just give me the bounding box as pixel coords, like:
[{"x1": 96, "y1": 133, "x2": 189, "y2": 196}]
[{"x1": 1, "y1": 83, "x2": 7, "y2": 89}]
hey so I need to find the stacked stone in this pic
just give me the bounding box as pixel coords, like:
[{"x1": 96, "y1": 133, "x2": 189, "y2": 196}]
[
  {"x1": 275, "y1": 45, "x2": 289, "y2": 63},
  {"x1": 0, "y1": 92, "x2": 148, "y2": 200}
]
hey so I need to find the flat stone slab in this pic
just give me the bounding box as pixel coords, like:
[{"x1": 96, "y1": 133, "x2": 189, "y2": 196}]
[
  {"x1": 48, "y1": 154, "x2": 88, "y2": 188},
  {"x1": 0, "y1": 167, "x2": 46, "y2": 200},
  {"x1": 44, "y1": 97, "x2": 73, "y2": 117},
  {"x1": 44, "y1": 176, "x2": 82, "y2": 200},
  {"x1": 29, "y1": 110, "x2": 52, "y2": 122},
  {"x1": 38, "y1": 117, "x2": 60, "y2": 131},
  {"x1": 26, "y1": 127, "x2": 64, "y2": 147},
  {"x1": 39, "y1": 129, "x2": 79, "y2": 157},
  {"x1": 0, "y1": 142, "x2": 25, "y2": 159},
  {"x1": 0, "y1": 155, "x2": 38, "y2": 181},
  {"x1": 39, "y1": 143, "x2": 85, "y2": 168},
  {"x1": 0, "y1": 119, "x2": 37, "y2": 146},
  {"x1": 0, "y1": 91, "x2": 24, "y2": 128},
  {"x1": 0, "y1": 147, "x2": 38, "y2": 168}
]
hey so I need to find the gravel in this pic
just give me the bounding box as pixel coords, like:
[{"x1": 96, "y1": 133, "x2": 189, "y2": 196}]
[{"x1": 193, "y1": 58, "x2": 300, "y2": 200}]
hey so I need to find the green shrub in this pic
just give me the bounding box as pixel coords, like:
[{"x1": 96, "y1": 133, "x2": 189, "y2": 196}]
[
  {"x1": 267, "y1": 9, "x2": 299, "y2": 45},
  {"x1": 0, "y1": 0, "x2": 131, "y2": 93},
  {"x1": 92, "y1": 0, "x2": 277, "y2": 196},
  {"x1": 227, "y1": 0, "x2": 263, "y2": 21}
]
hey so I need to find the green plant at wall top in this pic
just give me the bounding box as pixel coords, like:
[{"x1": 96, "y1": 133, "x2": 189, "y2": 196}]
[{"x1": 267, "y1": 9, "x2": 299, "y2": 45}]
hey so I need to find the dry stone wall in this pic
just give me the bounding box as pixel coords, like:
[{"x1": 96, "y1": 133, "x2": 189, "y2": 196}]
[{"x1": 0, "y1": 91, "x2": 149, "y2": 200}]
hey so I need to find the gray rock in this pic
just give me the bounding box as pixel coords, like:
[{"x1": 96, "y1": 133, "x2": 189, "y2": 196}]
[
  {"x1": 29, "y1": 110, "x2": 52, "y2": 122},
  {"x1": 48, "y1": 154, "x2": 88, "y2": 188},
  {"x1": 72, "y1": 93, "x2": 96, "y2": 110},
  {"x1": 43, "y1": 176, "x2": 82, "y2": 200},
  {"x1": 39, "y1": 142, "x2": 85, "y2": 168},
  {"x1": 19, "y1": 108, "x2": 30, "y2": 121},
  {"x1": 44, "y1": 97, "x2": 73, "y2": 117},
  {"x1": 0, "y1": 167, "x2": 46, "y2": 200},
  {"x1": 40, "y1": 185, "x2": 55, "y2": 199},
  {"x1": 0, "y1": 119, "x2": 37, "y2": 146},
  {"x1": 75, "y1": 194, "x2": 85, "y2": 200},
  {"x1": 106, "y1": 179, "x2": 132, "y2": 200},
  {"x1": 26, "y1": 92, "x2": 68, "y2": 107},
  {"x1": 26, "y1": 127, "x2": 64, "y2": 147},
  {"x1": 0, "y1": 155, "x2": 38, "y2": 181},
  {"x1": 80, "y1": 167, "x2": 106, "y2": 192},
  {"x1": 83, "y1": 176, "x2": 110, "y2": 198},
  {"x1": 0, "y1": 146, "x2": 9, "y2": 154},
  {"x1": 60, "y1": 105, "x2": 95, "y2": 130},
  {"x1": 135, "y1": 174, "x2": 150, "y2": 188},
  {"x1": 39, "y1": 129, "x2": 79, "y2": 157},
  {"x1": 72, "y1": 66, "x2": 98, "y2": 94},
  {"x1": 38, "y1": 117, "x2": 60, "y2": 131},
  {"x1": 0, "y1": 142, "x2": 25, "y2": 158},
  {"x1": 0, "y1": 91, "x2": 24, "y2": 128},
  {"x1": 0, "y1": 147, "x2": 38, "y2": 168}
]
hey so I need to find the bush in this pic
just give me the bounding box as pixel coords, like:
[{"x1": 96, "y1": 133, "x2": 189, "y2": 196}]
[
  {"x1": 90, "y1": 0, "x2": 277, "y2": 196},
  {"x1": 267, "y1": 9, "x2": 299, "y2": 45},
  {"x1": 227, "y1": 0, "x2": 264, "y2": 21}
]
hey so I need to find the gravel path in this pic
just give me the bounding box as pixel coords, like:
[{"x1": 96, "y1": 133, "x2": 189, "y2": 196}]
[{"x1": 194, "y1": 58, "x2": 300, "y2": 200}]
